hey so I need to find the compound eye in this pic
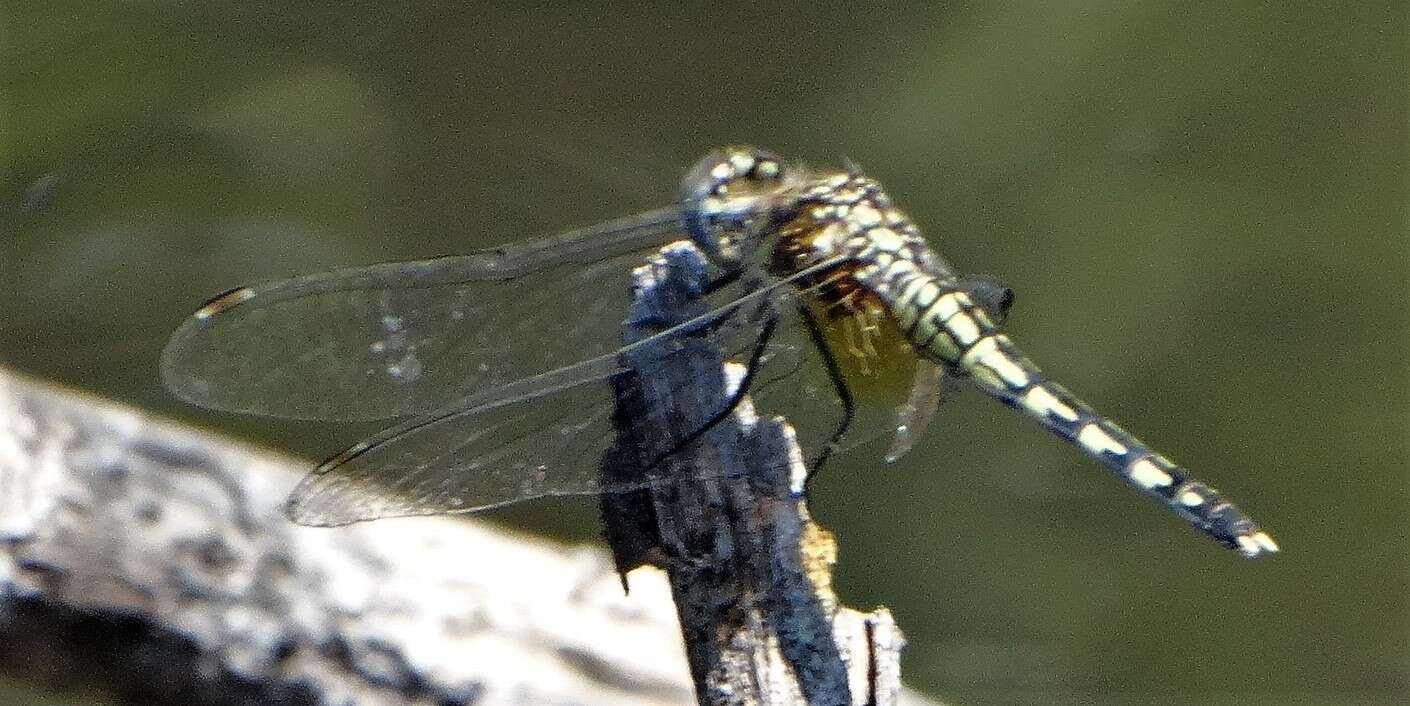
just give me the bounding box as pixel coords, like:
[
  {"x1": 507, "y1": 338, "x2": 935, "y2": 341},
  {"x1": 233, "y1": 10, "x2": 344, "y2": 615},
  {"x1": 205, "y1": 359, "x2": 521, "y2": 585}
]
[
  {"x1": 714, "y1": 146, "x2": 786, "y2": 192},
  {"x1": 962, "y1": 274, "x2": 1015, "y2": 324},
  {"x1": 682, "y1": 146, "x2": 780, "y2": 202},
  {"x1": 743, "y1": 148, "x2": 785, "y2": 183},
  {"x1": 680, "y1": 146, "x2": 790, "y2": 266}
]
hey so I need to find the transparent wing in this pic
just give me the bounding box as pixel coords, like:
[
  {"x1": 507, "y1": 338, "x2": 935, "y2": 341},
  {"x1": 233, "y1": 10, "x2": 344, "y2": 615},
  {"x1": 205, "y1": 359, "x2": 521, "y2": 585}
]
[
  {"x1": 282, "y1": 257, "x2": 851, "y2": 525},
  {"x1": 738, "y1": 269, "x2": 1025, "y2": 475},
  {"x1": 284, "y1": 371, "x2": 627, "y2": 524},
  {"x1": 763, "y1": 272, "x2": 1017, "y2": 469},
  {"x1": 161, "y1": 208, "x2": 686, "y2": 420},
  {"x1": 885, "y1": 359, "x2": 947, "y2": 462},
  {"x1": 742, "y1": 303, "x2": 928, "y2": 474}
]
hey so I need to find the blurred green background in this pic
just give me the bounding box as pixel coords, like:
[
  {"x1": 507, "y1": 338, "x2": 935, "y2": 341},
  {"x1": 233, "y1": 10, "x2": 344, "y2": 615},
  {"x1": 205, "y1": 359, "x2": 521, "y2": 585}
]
[{"x1": 2, "y1": 3, "x2": 1405, "y2": 705}]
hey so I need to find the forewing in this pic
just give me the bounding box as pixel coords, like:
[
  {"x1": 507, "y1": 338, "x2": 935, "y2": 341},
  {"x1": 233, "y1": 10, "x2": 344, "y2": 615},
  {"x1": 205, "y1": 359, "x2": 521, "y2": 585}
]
[{"x1": 161, "y1": 208, "x2": 683, "y2": 420}]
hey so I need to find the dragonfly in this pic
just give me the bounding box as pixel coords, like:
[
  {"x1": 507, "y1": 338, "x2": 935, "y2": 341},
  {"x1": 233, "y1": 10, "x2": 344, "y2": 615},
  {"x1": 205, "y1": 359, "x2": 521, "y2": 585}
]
[{"x1": 162, "y1": 146, "x2": 1278, "y2": 559}]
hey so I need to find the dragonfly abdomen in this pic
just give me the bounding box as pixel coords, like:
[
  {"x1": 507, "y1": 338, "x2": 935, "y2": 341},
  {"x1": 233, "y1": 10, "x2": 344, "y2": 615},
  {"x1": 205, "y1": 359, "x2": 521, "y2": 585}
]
[{"x1": 872, "y1": 264, "x2": 1279, "y2": 557}]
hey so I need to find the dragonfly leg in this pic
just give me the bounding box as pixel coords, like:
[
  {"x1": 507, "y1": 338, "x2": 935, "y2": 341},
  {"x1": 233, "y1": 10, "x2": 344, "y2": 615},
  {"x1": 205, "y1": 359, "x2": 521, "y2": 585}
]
[
  {"x1": 702, "y1": 265, "x2": 744, "y2": 295},
  {"x1": 795, "y1": 302, "x2": 856, "y2": 492},
  {"x1": 643, "y1": 300, "x2": 782, "y2": 470}
]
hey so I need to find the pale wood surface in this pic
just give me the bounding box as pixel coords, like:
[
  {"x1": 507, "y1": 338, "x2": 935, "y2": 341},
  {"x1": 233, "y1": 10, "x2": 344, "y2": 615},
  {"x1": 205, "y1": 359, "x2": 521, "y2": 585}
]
[{"x1": 0, "y1": 366, "x2": 944, "y2": 706}]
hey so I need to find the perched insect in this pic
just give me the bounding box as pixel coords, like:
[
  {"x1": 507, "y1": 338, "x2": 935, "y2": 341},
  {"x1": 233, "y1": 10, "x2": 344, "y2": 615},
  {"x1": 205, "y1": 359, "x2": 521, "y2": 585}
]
[{"x1": 163, "y1": 146, "x2": 1277, "y2": 558}]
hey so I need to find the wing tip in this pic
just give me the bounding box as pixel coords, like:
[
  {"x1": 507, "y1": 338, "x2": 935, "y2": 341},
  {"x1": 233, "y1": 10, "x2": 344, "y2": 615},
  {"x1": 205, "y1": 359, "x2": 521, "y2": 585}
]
[
  {"x1": 281, "y1": 472, "x2": 371, "y2": 527},
  {"x1": 159, "y1": 288, "x2": 257, "y2": 409},
  {"x1": 158, "y1": 331, "x2": 212, "y2": 408},
  {"x1": 281, "y1": 495, "x2": 356, "y2": 527}
]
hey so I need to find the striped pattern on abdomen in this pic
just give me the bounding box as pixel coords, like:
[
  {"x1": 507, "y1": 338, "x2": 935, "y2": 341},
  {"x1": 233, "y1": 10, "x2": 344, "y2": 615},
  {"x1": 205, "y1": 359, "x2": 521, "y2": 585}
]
[{"x1": 869, "y1": 254, "x2": 1278, "y2": 558}]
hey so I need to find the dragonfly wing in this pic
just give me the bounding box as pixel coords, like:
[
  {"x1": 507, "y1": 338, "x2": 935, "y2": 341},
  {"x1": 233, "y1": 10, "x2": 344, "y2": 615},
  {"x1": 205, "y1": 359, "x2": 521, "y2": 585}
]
[
  {"x1": 283, "y1": 362, "x2": 629, "y2": 524},
  {"x1": 282, "y1": 257, "x2": 855, "y2": 524},
  {"x1": 884, "y1": 359, "x2": 947, "y2": 462},
  {"x1": 162, "y1": 208, "x2": 684, "y2": 420},
  {"x1": 739, "y1": 298, "x2": 955, "y2": 476},
  {"x1": 283, "y1": 301, "x2": 781, "y2": 524}
]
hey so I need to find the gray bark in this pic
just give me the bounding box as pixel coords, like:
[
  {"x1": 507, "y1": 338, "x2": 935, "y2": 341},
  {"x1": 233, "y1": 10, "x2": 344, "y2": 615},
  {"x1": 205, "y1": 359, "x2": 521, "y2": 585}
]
[{"x1": 0, "y1": 368, "x2": 704, "y2": 705}]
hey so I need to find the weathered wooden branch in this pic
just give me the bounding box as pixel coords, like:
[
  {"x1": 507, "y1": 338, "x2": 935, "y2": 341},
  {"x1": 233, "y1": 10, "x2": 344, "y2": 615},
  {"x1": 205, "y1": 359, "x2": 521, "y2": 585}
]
[
  {"x1": 0, "y1": 367, "x2": 712, "y2": 705},
  {"x1": 601, "y1": 244, "x2": 908, "y2": 706}
]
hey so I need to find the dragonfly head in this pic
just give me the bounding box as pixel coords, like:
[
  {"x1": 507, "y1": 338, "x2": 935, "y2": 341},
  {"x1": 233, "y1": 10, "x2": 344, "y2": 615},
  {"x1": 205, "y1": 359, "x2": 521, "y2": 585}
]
[{"x1": 681, "y1": 146, "x2": 794, "y2": 268}]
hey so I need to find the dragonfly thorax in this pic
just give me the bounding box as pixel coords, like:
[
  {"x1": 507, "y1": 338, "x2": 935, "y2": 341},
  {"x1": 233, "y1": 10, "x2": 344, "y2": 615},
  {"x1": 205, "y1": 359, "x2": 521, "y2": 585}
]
[{"x1": 768, "y1": 168, "x2": 955, "y2": 325}]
